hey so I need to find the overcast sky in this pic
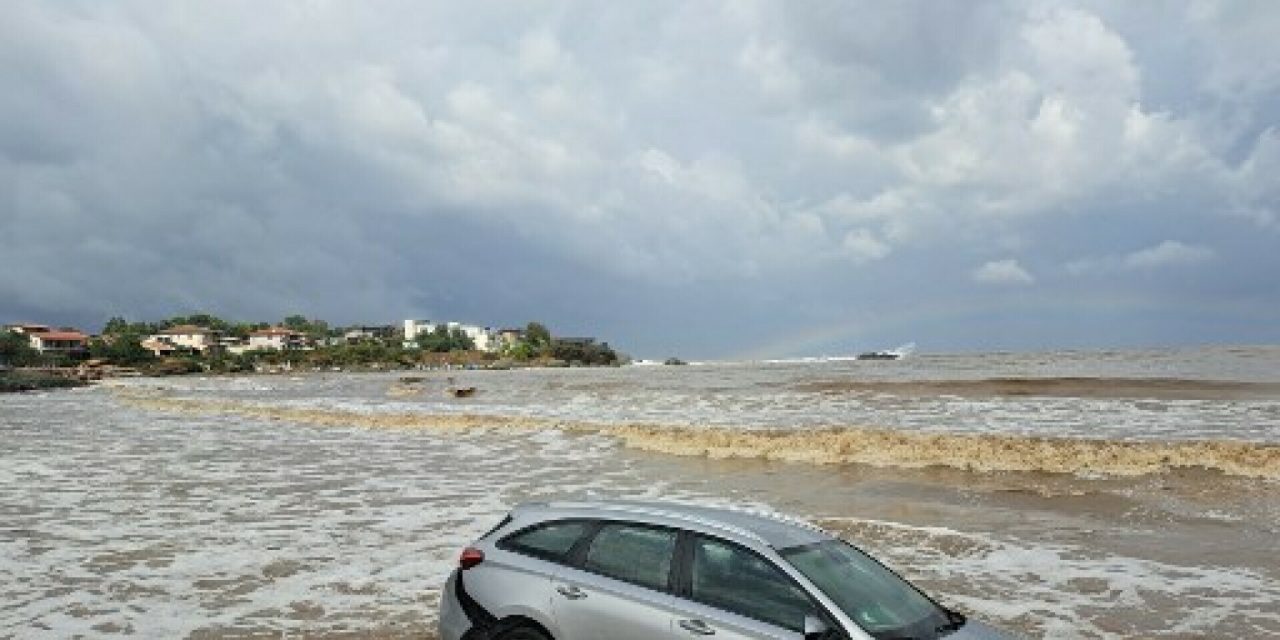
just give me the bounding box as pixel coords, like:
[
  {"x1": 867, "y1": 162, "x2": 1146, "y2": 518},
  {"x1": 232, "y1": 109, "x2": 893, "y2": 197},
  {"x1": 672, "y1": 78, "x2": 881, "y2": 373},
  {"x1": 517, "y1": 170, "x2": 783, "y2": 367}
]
[{"x1": 2, "y1": 1, "x2": 1278, "y2": 358}]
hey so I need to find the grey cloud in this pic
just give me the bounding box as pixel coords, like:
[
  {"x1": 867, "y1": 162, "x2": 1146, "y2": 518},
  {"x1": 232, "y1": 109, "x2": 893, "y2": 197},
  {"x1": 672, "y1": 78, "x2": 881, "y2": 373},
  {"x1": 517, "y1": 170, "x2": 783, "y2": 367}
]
[
  {"x1": 1123, "y1": 241, "x2": 1215, "y2": 270},
  {"x1": 1, "y1": 1, "x2": 1277, "y2": 356},
  {"x1": 1066, "y1": 241, "x2": 1216, "y2": 276},
  {"x1": 972, "y1": 259, "x2": 1035, "y2": 286}
]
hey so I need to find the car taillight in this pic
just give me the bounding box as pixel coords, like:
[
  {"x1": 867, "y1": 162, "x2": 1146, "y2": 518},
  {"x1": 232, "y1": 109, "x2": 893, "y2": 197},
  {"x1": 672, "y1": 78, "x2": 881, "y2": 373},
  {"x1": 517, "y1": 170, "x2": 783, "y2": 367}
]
[{"x1": 459, "y1": 547, "x2": 485, "y2": 570}]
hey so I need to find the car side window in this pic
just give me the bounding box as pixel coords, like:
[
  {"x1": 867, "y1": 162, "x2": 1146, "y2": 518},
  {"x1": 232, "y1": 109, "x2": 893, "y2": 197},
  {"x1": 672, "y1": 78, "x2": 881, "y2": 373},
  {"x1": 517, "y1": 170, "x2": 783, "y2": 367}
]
[
  {"x1": 499, "y1": 520, "x2": 591, "y2": 563},
  {"x1": 582, "y1": 523, "x2": 678, "y2": 591},
  {"x1": 689, "y1": 535, "x2": 817, "y2": 632}
]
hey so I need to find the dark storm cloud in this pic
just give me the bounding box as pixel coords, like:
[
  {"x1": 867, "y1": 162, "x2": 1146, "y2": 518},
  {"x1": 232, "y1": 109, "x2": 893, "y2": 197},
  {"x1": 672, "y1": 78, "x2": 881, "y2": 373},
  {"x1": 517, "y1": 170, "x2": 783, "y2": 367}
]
[{"x1": 1, "y1": 1, "x2": 1277, "y2": 357}]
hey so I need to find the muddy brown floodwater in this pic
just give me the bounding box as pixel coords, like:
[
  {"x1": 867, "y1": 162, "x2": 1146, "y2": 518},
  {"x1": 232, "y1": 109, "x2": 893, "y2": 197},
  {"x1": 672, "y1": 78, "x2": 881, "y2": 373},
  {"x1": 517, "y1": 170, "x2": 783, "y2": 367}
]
[{"x1": 4, "y1": 349, "x2": 1279, "y2": 638}]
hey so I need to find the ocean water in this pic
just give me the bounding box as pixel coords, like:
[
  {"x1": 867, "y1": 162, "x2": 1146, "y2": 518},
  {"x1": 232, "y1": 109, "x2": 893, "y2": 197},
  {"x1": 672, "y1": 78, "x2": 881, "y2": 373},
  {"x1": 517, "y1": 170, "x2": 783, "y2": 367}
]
[{"x1": 2, "y1": 346, "x2": 1278, "y2": 638}]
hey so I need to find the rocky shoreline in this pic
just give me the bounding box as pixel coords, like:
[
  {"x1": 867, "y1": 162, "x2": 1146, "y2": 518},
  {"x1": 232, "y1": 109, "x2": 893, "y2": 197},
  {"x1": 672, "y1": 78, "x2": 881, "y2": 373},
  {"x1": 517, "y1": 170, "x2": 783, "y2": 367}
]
[{"x1": 0, "y1": 370, "x2": 90, "y2": 393}]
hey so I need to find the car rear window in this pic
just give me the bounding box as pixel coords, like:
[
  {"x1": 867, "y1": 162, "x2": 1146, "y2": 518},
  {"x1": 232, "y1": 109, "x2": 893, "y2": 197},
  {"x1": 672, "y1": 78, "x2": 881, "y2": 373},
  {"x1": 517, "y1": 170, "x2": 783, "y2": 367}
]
[{"x1": 499, "y1": 520, "x2": 591, "y2": 563}]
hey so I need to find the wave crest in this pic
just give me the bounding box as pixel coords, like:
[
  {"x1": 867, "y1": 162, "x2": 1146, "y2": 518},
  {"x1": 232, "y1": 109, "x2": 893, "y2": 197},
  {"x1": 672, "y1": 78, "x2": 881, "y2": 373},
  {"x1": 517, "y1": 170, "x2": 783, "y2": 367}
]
[
  {"x1": 116, "y1": 390, "x2": 1280, "y2": 479},
  {"x1": 611, "y1": 425, "x2": 1280, "y2": 479}
]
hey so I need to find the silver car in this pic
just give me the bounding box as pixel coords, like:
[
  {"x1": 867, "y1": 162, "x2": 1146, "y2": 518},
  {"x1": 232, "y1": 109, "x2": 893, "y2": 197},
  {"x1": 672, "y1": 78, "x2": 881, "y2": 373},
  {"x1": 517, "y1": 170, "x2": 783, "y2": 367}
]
[{"x1": 438, "y1": 500, "x2": 1016, "y2": 640}]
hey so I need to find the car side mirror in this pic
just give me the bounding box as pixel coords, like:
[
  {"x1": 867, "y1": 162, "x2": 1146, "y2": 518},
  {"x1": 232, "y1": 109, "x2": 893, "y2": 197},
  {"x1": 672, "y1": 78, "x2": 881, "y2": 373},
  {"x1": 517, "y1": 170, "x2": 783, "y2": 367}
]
[{"x1": 804, "y1": 614, "x2": 832, "y2": 639}]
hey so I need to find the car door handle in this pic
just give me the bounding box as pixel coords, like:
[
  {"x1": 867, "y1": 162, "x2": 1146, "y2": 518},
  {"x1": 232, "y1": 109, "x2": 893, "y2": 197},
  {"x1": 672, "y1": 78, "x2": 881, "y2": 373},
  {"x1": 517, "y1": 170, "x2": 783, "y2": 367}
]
[
  {"x1": 556, "y1": 585, "x2": 587, "y2": 600},
  {"x1": 678, "y1": 619, "x2": 716, "y2": 635}
]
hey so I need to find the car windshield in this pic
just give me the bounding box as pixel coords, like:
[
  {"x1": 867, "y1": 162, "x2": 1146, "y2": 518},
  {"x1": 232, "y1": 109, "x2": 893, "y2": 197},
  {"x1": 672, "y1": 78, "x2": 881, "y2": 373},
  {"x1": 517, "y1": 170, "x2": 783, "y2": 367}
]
[{"x1": 781, "y1": 540, "x2": 953, "y2": 640}]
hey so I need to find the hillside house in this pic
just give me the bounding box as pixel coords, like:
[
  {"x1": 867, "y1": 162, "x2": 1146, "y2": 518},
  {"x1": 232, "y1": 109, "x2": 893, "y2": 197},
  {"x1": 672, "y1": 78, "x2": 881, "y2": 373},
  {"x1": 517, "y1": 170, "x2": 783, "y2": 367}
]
[
  {"x1": 342, "y1": 325, "x2": 397, "y2": 344},
  {"x1": 5, "y1": 324, "x2": 89, "y2": 355},
  {"x1": 403, "y1": 319, "x2": 498, "y2": 351},
  {"x1": 152, "y1": 325, "x2": 221, "y2": 355},
  {"x1": 30, "y1": 330, "x2": 89, "y2": 355},
  {"x1": 248, "y1": 327, "x2": 310, "y2": 351}
]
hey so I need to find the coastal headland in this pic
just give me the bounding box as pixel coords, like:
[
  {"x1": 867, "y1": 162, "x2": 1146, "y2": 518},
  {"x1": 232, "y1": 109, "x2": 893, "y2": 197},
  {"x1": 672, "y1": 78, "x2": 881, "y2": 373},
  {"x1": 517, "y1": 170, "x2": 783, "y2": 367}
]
[{"x1": 1, "y1": 315, "x2": 625, "y2": 385}]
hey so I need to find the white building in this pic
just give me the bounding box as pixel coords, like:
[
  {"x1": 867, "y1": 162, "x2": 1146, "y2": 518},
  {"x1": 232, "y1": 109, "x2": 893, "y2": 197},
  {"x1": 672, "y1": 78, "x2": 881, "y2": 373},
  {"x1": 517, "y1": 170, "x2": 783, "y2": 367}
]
[
  {"x1": 459, "y1": 324, "x2": 496, "y2": 352},
  {"x1": 343, "y1": 325, "x2": 396, "y2": 343},
  {"x1": 403, "y1": 319, "x2": 436, "y2": 344},
  {"x1": 140, "y1": 337, "x2": 178, "y2": 358},
  {"x1": 219, "y1": 336, "x2": 252, "y2": 356},
  {"x1": 403, "y1": 319, "x2": 497, "y2": 352},
  {"x1": 248, "y1": 327, "x2": 309, "y2": 351},
  {"x1": 151, "y1": 325, "x2": 221, "y2": 354},
  {"x1": 23, "y1": 328, "x2": 89, "y2": 354}
]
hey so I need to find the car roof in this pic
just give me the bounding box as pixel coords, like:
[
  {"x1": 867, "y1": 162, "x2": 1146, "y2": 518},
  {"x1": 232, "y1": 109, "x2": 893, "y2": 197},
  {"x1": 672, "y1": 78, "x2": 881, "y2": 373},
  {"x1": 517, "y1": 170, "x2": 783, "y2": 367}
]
[{"x1": 512, "y1": 500, "x2": 832, "y2": 549}]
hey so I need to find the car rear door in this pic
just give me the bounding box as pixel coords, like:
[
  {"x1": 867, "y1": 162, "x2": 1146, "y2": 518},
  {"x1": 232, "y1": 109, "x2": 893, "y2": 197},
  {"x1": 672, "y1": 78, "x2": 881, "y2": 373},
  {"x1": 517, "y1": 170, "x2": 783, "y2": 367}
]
[
  {"x1": 551, "y1": 521, "x2": 681, "y2": 640},
  {"x1": 472, "y1": 519, "x2": 596, "y2": 630},
  {"x1": 668, "y1": 533, "x2": 826, "y2": 640}
]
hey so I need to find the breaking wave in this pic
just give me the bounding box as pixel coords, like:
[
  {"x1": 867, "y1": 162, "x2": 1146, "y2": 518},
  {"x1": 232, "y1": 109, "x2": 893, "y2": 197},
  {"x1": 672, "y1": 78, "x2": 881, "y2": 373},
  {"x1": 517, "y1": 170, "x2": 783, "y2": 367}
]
[
  {"x1": 116, "y1": 390, "x2": 1280, "y2": 480},
  {"x1": 609, "y1": 425, "x2": 1280, "y2": 479}
]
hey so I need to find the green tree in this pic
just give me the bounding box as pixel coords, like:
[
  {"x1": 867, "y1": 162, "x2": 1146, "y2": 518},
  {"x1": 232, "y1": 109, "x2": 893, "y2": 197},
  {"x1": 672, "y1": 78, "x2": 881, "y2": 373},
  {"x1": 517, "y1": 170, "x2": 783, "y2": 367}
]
[
  {"x1": 0, "y1": 331, "x2": 41, "y2": 366},
  {"x1": 416, "y1": 326, "x2": 475, "y2": 353},
  {"x1": 507, "y1": 341, "x2": 537, "y2": 361},
  {"x1": 103, "y1": 316, "x2": 129, "y2": 335},
  {"x1": 102, "y1": 317, "x2": 157, "y2": 336},
  {"x1": 308, "y1": 319, "x2": 329, "y2": 340},
  {"x1": 550, "y1": 339, "x2": 619, "y2": 366},
  {"x1": 159, "y1": 313, "x2": 231, "y2": 335},
  {"x1": 450, "y1": 328, "x2": 475, "y2": 351},
  {"x1": 206, "y1": 352, "x2": 255, "y2": 373},
  {"x1": 509, "y1": 321, "x2": 554, "y2": 359},
  {"x1": 282, "y1": 315, "x2": 309, "y2": 331},
  {"x1": 525, "y1": 322, "x2": 552, "y2": 347},
  {"x1": 282, "y1": 315, "x2": 330, "y2": 340},
  {"x1": 89, "y1": 334, "x2": 156, "y2": 367},
  {"x1": 417, "y1": 326, "x2": 447, "y2": 352},
  {"x1": 227, "y1": 323, "x2": 255, "y2": 340}
]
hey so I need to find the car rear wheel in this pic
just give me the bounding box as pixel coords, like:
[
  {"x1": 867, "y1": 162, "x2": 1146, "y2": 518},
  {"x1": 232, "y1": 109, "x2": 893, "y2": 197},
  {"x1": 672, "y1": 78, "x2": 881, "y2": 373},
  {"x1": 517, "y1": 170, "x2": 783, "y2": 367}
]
[{"x1": 496, "y1": 626, "x2": 551, "y2": 640}]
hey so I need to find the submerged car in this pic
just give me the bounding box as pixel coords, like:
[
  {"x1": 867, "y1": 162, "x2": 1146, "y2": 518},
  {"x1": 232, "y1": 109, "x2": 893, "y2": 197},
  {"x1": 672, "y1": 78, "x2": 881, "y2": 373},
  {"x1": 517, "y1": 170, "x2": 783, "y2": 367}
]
[{"x1": 438, "y1": 500, "x2": 1015, "y2": 640}]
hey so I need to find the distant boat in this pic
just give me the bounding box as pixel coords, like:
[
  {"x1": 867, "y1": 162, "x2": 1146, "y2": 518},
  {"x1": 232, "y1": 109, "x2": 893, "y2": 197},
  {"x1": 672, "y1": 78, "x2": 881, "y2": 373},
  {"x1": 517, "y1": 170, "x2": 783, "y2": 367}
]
[
  {"x1": 856, "y1": 343, "x2": 916, "y2": 361},
  {"x1": 446, "y1": 386, "x2": 477, "y2": 398},
  {"x1": 856, "y1": 351, "x2": 900, "y2": 361}
]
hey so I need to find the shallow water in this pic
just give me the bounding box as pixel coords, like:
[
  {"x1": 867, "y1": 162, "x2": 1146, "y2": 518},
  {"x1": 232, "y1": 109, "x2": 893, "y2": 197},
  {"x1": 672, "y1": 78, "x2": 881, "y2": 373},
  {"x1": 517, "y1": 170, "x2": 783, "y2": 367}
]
[
  {"x1": 3, "y1": 346, "x2": 1279, "y2": 638},
  {"x1": 2, "y1": 389, "x2": 708, "y2": 637}
]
